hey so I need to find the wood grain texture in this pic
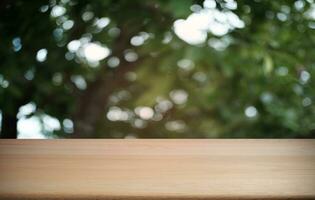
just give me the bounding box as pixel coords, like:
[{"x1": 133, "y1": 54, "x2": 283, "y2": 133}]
[{"x1": 0, "y1": 139, "x2": 314, "y2": 200}]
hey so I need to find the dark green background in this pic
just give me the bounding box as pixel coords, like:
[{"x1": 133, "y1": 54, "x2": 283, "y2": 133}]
[{"x1": 0, "y1": 0, "x2": 314, "y2": 138}]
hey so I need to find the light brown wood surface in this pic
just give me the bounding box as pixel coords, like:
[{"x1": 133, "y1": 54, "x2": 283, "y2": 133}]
[{"x1": 0, "y1": 139, "x2": 315, "y2": 199}]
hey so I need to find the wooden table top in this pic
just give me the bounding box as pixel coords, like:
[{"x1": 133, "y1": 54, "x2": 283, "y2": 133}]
[{"x1": 0, "y1": 139, "x2": 315, "y2": 199}]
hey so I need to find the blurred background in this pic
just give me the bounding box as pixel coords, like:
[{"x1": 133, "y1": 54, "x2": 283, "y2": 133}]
[{"x1": 0, "y1": 0, "x2": 315, "y2": 138}]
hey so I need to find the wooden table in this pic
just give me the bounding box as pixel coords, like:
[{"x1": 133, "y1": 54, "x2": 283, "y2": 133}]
[{"x1": 0, "y1": 139, "x2": 315, "y2": 199}]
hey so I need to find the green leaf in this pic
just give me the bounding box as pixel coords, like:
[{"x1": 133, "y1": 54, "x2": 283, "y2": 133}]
[{"x1": 263, "y1": 54, "x2": 273, "y2": 75}]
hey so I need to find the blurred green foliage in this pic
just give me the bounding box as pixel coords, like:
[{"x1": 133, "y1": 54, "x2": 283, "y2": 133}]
[{"x1": 0, "y1": 0, "x2": 315, "y2": 138}]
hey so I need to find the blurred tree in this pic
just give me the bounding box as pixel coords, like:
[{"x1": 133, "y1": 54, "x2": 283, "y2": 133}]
[{"x1": 0, "y1": 0, "x2": 314, "y2": 138}]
